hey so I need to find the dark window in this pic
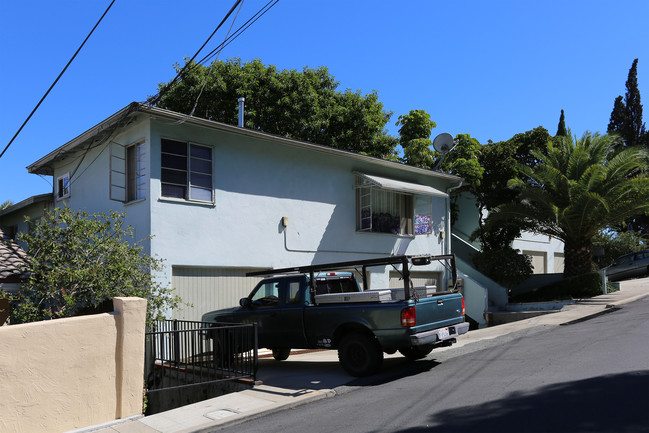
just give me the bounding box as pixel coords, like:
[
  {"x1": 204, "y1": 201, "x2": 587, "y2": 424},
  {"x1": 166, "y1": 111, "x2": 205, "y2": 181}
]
[{"x1": 161, "y1": 139, "x2": 213, "y2": 201}]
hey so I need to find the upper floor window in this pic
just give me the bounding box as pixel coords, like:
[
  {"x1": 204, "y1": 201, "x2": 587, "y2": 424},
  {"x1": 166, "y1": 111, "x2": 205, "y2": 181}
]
[
  {"x1": 110, "y1": 140, "x2": 146, "y2": 203},
  {"x1": 355, "y1": 173, "x2": 445, "y2": 236},
  {"x1": 126, "y1": 143, "x2": 146, "y2": 202},
  {"x1": 161, "y1": 139, "x2": 213, "y2": 202},
  {"x1": 356, "y1": 175, "x2": 413, "y2": 235},
  {"x1": 56, "y1": 173, "x2": 70, "y2": 200}
]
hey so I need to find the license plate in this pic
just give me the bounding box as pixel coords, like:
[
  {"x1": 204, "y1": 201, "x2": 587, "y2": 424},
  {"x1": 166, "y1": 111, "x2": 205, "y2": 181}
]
[{"x1": 438, "y1": 327, "x2": 450, "y2": 340}]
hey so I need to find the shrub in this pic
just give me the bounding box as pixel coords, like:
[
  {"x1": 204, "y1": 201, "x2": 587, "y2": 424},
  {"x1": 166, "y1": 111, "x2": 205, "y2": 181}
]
[
  {"x1": 510, "y1": 272, "x2": 603, "y2": 302},
  {"x1": 472, "y1": 247, "x2": 533, "y2": 289},
  {"x1": 10, "y1": 208, "x2": 181, "y2": 325}
]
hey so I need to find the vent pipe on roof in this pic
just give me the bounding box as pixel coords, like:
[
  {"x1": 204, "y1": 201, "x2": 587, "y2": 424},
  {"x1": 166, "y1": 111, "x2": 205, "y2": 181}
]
[{"x1": 238, "y1": 97, "x2": 245, "y2": 127}]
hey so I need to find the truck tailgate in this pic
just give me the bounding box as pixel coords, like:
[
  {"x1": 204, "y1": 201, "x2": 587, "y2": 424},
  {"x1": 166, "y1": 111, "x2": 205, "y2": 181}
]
[{"x1": 411, "y1": 292, "x2": 465, "y2": 334}]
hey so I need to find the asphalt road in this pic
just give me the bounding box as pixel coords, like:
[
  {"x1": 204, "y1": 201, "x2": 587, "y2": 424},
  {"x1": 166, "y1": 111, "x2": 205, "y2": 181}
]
[{"x1": 220, "y1": 296, "x2": 649, "y2": 433}]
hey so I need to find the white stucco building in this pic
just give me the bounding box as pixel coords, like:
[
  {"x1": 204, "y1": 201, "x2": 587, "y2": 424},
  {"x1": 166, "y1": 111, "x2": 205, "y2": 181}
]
[{"x1": 22, "y1": 103, "x2": 467, "y2": 321}]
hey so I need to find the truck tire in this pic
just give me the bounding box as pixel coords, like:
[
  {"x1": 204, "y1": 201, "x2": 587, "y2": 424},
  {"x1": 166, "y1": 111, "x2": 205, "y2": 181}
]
[
  {"x1": 398, "y1": 344, "x2": 434, "y2": 361},
  {"x1": 337, "y1": 332, "x2": 383, "y2": 377},
  {"x1": 272, "y1": 348, "x2": 291, "y2": 361}
]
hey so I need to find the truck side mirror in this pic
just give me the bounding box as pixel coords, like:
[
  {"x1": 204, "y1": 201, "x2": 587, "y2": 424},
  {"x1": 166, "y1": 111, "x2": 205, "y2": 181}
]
[{"x1": 240, "y1": 298, "x2": 251, "y2": 308}]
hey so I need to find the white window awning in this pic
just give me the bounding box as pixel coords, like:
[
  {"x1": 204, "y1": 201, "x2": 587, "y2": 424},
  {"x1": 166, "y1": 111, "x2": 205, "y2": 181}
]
[{"x1": 356, "y1": 173, "x2": 448, "y2": 198}]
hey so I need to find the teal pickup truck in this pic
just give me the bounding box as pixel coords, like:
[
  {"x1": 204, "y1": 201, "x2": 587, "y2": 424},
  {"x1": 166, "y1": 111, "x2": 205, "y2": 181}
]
[{"x1": 201, "y1": 255, "x2": 469, "y2": 376}]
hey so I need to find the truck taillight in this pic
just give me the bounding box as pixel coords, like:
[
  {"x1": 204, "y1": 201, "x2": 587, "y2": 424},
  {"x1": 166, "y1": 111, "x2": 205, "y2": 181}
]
[
  {"x1": 401, "y1": 307, "x2": 416, "y2": 327},
  {"x1": 462, "y1": 298, "x2": 466, "y2": 315}
]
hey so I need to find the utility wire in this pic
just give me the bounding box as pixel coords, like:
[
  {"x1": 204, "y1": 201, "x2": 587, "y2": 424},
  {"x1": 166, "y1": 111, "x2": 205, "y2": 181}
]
[
  {"x1": 0, "y1": 0, "x2": 116, "y2": 161},
  {"x1": 196, "y1": 0, "x2": 279, "y2": 67},
  {"x1": 149, "y1": 0, "x2": 279, "y2": 106},
  {"x1": 147, "y1": 0, "x2": 243, "y2": 106},
  {"x1": 189, "y1": 0, "x2": 245, "y2": 118}
]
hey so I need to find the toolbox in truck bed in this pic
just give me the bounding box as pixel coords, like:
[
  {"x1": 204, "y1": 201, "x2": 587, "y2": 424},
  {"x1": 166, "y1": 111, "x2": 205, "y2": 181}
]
[{"x1": 315, "y1": 290, "x2": 393, "y2": 304}]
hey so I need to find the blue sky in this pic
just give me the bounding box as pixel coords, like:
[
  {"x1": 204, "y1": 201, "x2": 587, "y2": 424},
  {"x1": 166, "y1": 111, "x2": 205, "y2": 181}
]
[{"x1": 1, "y1": 0, "x2": 647, "y2": 204}]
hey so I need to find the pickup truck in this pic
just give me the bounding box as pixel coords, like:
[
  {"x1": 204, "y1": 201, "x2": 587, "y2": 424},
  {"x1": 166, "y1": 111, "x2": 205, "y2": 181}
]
[{"x1": 201, "y1": 254, "x2": 469, "y2": 376}]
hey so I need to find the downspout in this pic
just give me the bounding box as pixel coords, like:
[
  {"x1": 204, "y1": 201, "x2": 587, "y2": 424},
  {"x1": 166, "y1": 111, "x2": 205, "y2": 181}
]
[{"x1": 445, "y1": 180, "x2": 463, "y2": 256}]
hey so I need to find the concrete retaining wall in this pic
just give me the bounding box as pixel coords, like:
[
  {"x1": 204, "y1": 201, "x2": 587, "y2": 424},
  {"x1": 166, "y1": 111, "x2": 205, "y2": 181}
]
[{"x1": 0, "y1": 297, "x2": 147, "y2": 433}]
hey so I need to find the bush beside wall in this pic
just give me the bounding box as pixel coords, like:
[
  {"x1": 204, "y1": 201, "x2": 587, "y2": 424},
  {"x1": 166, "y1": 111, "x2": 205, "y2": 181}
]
[{"x1": 510, "y1": 272, "x2": 602, "y2": 302}]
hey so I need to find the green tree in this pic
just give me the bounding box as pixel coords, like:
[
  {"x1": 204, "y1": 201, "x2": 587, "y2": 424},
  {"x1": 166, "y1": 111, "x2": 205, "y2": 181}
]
[
  {"x1": 471, "y1": 127, "x2": 552, "y2": 249},
  {"x1": 395, "y1": 109, "x2": 437, "y2": 168},
  {"x1": 486, "y1": 132, "x2": 649, "y2": 277},
  {"x1": 556, "y1": 109, "x2": 568, "y2": 137},
  {"x1": 0, "y1": 200, "x2": 12, "y2": 210},
  {"x1": 10, "y1": 208, "x2": 180, "y2": 324},
  {"x1": 608, "y1": 59, "x2": 647, "y2": 149},
  {"x1": 153, "y1": 58, "x2": 398, "y2": 159}
]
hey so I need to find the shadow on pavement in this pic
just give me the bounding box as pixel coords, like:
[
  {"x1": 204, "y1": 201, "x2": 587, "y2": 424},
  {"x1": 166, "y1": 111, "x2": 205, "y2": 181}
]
[
  {"x1": 256, "y1": 353, "x2": 442, "y2": 390},
  {"x1": 396, "y1": 370, "x2": 649, "y2": 433}
]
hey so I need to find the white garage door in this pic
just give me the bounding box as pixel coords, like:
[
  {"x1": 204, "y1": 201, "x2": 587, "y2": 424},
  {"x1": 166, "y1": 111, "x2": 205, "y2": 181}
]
[
  {"x1": 524, "y1": 251, "x2": 547, "y2": 274},
  {"x1": 389, "y1": 271, "x2": 440, "y2": 290},
  {"x1": 554, "y1": 253, "x2": 565, "y2": 274},
  {"x1": 171, "y1": 267, "x2": 263, "y2": 321}
]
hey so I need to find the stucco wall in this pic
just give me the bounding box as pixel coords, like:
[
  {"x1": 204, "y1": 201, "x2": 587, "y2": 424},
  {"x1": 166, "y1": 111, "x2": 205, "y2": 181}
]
[{"x1": 0, "y1": 297, "x2": 146, "y2": 433}]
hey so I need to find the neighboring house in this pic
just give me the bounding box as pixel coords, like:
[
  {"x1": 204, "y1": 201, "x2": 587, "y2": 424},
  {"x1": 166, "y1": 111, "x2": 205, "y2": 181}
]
[
  {"x1": 23, "y1": 102, "x2": 474, "y2": 322},
  {"x1": 0, "y1": 228, "x2": 30, "y2": 324},
  {"x1": 0, "y1": 193, "x2": 53, "y2": 250},
  {"x1": 452, "y1": 191, "x2": 565, "y2": 275}
]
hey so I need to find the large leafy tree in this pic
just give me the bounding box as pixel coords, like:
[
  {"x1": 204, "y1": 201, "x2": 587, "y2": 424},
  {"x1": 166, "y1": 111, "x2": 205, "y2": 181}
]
[
  {"x1": 395, "y1": 109, "x2": 437, "y2": 168},
  {"x1": 152, "y1": 58, "x2": 398, "y2": 158},
  {"x1": 486, "y1": 132, "x2": 649, "y2": 277},
  {"x1": 10, "y1": 208, "x2": 181, "y2": 324}
]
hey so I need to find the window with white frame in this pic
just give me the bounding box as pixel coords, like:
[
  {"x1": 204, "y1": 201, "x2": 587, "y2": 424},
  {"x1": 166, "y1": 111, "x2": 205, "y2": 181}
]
[
  {"x1": 161, "y1": 139, "x2": 213, "y2": 202},
  {"x1": 56, "y1": 173, "x2": 70, "y2": 200},
  {"x1": 356, "y1": 175, "x2": 413, "y2": 235}
]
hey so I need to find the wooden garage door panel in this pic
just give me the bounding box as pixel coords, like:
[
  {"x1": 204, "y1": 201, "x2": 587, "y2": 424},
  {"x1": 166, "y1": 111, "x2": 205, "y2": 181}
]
[{"x1": 172, "y1": 267, "x2": 263, "y2": 321}]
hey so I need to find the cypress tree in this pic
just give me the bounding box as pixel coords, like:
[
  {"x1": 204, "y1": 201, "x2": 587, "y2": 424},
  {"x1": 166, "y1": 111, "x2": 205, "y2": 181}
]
[
  {"x1": 556, "y1": 109, "x2": 568, "y2": 137},
  {"x1": 608, "y1": 59, "x2": 647, "y2": 148}
]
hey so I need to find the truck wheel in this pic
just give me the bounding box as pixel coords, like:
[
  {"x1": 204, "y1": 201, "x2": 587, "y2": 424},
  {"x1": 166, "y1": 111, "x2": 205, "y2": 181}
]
[
  {"x1": 399, "y1": 344, "x2": 434, "y2": 361},
  {"x1": 337, "y1": 332, "x2": 383, "y2": 377},
  {"x1": 272, "y1": 348, "x2": 291, "y2": 361}
]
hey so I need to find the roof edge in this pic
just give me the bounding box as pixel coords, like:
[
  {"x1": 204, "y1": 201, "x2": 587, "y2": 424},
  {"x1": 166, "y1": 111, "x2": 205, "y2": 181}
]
[{"x1": 27, "y1": 102, "x2": 463, "y2": 185}]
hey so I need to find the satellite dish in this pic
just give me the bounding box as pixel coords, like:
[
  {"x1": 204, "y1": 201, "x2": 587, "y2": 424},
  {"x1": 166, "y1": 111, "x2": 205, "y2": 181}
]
[{"x1": 433, "y1": 133, "x2": 455, "y2": 154}]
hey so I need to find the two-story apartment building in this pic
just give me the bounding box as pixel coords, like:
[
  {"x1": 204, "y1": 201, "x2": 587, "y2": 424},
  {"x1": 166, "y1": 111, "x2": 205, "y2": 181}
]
[{"x1": 23, "y1": 102, "x2": 466, "y2": 321}]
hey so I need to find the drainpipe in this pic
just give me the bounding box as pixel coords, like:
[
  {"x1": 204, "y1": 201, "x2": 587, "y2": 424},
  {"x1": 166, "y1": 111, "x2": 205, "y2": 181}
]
[
  {"x1": 445, "y1": 181, "x2": 464, "y2": 255},
  {"x1": 237, "y1": 97, "x2": 245, "y2": 127}
]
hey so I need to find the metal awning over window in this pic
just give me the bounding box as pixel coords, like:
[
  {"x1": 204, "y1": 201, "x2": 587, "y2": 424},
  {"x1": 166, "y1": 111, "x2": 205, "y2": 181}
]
[{"x1": 355, "y1": 173, "x2": 448, "y2": 198}]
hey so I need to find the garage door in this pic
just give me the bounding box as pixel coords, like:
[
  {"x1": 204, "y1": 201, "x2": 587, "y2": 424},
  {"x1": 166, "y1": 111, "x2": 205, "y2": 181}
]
[
  {"x1": 524, "y1": 251, "x2": 547, "y2": 274},
  {"x1": 171, "y1": 267, "x2": 264, "y2": 321},
  {"x1": 554, "y1": 253, "x2": 565, "y2": 274},
  {"x1": 389, "y1": 271, "x2": 440, "y2": 290}
]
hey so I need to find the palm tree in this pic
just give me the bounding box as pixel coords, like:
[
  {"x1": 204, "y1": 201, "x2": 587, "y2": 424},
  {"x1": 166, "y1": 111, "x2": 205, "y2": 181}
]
[
  {"x1": 486, "y1": 132, "x2": 649, "y2": 277},
  {"x1": 0, "y1": 200, "x2": 13, "y2": 211}
]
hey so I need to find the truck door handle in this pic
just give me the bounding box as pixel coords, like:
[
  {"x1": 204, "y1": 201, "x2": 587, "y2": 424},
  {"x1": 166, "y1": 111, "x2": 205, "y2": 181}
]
[{"x1": 437, "y1": 300, "x2": 444, "y2": 305}]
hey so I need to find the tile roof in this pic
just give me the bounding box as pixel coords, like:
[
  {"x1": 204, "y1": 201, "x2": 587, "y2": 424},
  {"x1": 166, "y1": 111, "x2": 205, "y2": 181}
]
[{"x1": 0, "y1": 228, "x2": 29, "y2": 281}]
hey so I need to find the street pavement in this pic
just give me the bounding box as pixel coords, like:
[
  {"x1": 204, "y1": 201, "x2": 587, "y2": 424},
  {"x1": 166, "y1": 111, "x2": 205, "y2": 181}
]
[{"x1": 75, "y1": 277, "x2": 649, "y2": 433}]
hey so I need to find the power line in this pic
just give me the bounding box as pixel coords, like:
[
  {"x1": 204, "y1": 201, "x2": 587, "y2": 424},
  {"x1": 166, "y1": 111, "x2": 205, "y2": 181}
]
[
  {"x1": 149, "y1": 0, "x2": 279, "y2": 106},
  {"x1": 196, "y1": 0, "x2": 279, "y2": 67},
  {"x1": 147, "y1": 0, "x2": 244, "y2": 106},
  {"x1": 0, "y1": 0, "x2": 116, "y2": 161}
]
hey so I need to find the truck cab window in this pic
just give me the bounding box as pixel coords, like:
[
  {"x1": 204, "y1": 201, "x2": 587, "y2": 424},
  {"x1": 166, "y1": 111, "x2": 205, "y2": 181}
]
[{"x1": 251, "y1": 281, "x2": 280, "y2": 306}]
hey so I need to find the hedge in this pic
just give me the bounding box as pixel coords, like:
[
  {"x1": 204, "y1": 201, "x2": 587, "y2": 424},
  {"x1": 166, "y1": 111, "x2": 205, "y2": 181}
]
[{"x1": 510, "y1": 272, "x2": 603, "y2": 302}]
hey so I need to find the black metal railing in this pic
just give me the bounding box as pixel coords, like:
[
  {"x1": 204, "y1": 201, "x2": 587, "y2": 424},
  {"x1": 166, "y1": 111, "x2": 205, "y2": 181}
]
[{"x1": 145, "y1": 320, "x2": 258, "y2": 394}]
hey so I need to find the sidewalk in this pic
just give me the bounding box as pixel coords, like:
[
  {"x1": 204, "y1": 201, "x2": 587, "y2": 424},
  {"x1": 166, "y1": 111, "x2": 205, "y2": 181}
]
[{"x1": 83, "y1": 278, "x2": 649, "y2": 433}]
